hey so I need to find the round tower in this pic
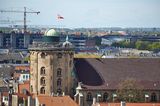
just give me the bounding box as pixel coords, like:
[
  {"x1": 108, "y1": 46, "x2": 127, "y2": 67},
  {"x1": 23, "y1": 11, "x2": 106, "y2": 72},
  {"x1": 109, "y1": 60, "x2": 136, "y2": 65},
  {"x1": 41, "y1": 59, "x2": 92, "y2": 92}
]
[{"x1": 29, "y1": 29, "x2": 74, "y2": 96}]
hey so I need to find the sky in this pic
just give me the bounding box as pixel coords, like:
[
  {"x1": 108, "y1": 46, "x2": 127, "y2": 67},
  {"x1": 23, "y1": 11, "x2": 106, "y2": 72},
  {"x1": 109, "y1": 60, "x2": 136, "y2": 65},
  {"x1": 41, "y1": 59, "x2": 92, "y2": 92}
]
[{"x1": 0, "y1": 0, "x2": 160, "y2": 28}]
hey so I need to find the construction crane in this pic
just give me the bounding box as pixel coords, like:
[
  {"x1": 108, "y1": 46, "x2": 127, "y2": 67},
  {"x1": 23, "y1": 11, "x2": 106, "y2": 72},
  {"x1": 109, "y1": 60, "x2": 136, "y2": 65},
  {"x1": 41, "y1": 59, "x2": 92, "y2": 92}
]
[{"x1": 0, "y1": 7, "x2": 40, "y2": 33}]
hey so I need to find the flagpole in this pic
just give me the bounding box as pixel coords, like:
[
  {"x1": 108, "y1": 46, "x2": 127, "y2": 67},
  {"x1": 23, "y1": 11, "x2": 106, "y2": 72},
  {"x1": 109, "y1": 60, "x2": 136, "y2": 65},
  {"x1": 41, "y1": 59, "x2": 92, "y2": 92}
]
[{"x1": 57, "y1": 14, "x2": 64, "y2": 35}]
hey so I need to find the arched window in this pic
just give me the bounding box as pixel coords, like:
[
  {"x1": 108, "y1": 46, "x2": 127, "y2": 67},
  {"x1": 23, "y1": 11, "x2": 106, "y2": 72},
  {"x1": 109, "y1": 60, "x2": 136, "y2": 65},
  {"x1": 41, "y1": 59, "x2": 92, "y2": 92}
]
[
  {"x1": 151, "y1": 92, "x2": 157, "y2": 102},
  {"x1": 40, "y1": 87, "x2": 45, "y2": 94},
  {"x1": 40, "y1": 67, "x2": 45, "y2": 75},
  {"x1": 57, "y1": 68, "x2": 62, "y2": 77},
  {"x1": 40, "y1": 77, "x2": 45, "y2": 85},
  {"x1": 41, "y1": 52, "x2": 45, "y2": 58},
  {"x1": 57, "y1": 78, "x2": 62, "y2": 86},
  {"x1": 87, "y1": 92, "x2": 92, "y2": 101},
  {"x1": 103, "y1": 92, "x2": 108, "y2": 102},
  {"x1": 57, "y1": 53, "x2": 62, "y2": 58}
]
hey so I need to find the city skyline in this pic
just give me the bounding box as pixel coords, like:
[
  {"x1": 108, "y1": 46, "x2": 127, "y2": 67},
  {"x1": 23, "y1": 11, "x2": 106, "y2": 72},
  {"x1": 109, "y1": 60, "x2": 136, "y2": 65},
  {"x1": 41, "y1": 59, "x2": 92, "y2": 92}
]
[{"x1": 0, "y1": 0, "x2": 160, "y2": 28}]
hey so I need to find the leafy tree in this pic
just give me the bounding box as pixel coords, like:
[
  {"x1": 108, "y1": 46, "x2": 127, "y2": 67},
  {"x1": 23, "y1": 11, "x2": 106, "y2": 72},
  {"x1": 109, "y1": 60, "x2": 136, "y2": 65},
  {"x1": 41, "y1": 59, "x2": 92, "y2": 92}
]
[
  {"x1": 135, "y1": 41, "x2": 149, "y2": 50},
  {"x1": 116, "y1": 79, "x2": 144, "y2": 102},
  {"x1": 112, "y1": 40, "x2": 160, "y2": 52}
]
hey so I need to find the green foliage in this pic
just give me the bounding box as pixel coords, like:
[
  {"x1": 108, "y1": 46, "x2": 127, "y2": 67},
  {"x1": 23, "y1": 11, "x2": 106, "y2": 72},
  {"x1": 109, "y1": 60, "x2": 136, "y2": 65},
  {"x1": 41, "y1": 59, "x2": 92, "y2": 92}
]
[
  {"x1": 135, "y1": 41, "x2": 149, "y2": 50},
  {"x1": 116, "y1": 79, "x2": 144, "y2": 102},
  {"x1": 112, "y1": 40, "x2": 160, "y2": 52},
  {"x1": 112, "y1": 40, "x2": 135, "y2": 48}
]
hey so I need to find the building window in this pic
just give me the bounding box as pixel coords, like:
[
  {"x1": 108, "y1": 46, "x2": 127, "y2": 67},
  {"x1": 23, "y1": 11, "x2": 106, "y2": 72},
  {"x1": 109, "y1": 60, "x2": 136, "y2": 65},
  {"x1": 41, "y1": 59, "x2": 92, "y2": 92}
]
[
  {"x1": 41, "y1": 52, "x2": 46, "y2": 58},
  {"x1": 23, "y1": 75, "x2": 25, "y2": 79},
  {"x1": 40, "y1": 67, "x2": 45, "y2": 75},
  {"x1": 4, "y1": 97, "x2": 8, "y2": 101},
  {"x1": 57, "y1": 78, "x2": 62, "y2": 86},
  {"x1": 40, "y1": 77, "x2": 45, "y2": 85},
  {"x1": 40, "y1": 87, "x2": 45, "y2": 94},
  {"x1": 57, "y1": 68, "x2": 62, "y2": 77},
  {"x1": 87, "y1": 92, "x2": 92, "y2": 101},
  {"x1": 103, "y1": 92, "x2": 108, "y2": 102},
  {"x1": 57, "y1": 53, "x2": 62, "y2": 58},
  {"x1": 151, "y1": 92, "x2": 157, "y2": 102},
  {"x1": 16, "y1": 60, "x2": 21, "y2": 64},
  {"x1": 26, "y1": 75, "x2": 29, "y2": 79}
]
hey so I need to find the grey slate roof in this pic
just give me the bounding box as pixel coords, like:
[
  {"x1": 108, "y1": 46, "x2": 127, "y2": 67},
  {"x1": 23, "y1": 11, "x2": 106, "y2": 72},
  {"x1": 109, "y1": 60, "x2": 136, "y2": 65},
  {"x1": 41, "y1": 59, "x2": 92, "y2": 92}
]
[{"x1": 0, "y1": 53, "x2": 23, "y2": 60}]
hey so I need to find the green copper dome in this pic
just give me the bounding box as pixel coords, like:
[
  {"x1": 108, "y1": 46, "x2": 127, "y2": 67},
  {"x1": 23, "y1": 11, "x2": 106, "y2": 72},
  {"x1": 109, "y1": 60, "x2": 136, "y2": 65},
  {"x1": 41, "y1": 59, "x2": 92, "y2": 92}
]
[
  {"x1": 43, "y1": 28, "x2": 60, "y2": 42},
  {"x1": 44, "y1": 28, "x2": 58, "y2": 36}
]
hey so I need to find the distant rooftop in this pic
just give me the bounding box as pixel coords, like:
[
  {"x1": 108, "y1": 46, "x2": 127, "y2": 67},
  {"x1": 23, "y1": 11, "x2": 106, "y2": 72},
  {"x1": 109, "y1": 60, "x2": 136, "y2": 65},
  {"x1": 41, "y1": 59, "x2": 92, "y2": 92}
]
[{"x1": 37, "y1": 96, "x2": 78, "y2": 106}]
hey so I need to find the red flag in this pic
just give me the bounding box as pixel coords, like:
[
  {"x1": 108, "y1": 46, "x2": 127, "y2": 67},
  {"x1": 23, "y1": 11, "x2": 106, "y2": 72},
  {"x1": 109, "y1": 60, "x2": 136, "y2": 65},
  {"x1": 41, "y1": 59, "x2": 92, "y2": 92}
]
[{"x1": 57, "y1": 14, "x2": 64, "y2": 19}]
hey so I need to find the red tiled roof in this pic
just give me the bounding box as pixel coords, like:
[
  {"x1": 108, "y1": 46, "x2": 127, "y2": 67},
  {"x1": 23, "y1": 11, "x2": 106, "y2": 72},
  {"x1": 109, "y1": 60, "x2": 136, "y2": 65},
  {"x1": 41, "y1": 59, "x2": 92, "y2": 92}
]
[
  {"x1": 2, "y1": 92, "x2": 9, "y2": 96},
  {"x1": 37, "y1": 96, "x2": 79, "y2": 106},
  {"x1": 15, "y1": 66, "x2": 30, "y2": 70}
]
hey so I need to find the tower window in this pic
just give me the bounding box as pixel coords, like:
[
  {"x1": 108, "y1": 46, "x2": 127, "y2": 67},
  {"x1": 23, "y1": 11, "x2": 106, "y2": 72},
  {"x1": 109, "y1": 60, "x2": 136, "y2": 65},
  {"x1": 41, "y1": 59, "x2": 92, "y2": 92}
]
[
  {"x1": 57, "y1": 53, "x2": 62, "y2": 58},
  {"x1": 57, "y1": 68, "x2": 62, "y2": 77},
  {"x1": 40, "y1": 87, "x2": 45, "y2": 94},
  {"x1": 40, "y1": 67, "x2": 45, "y2": 75},
  {"x1": 57, "y1": 78, "x2": 62, "y2": 86},
  {"x1": 41, "y1": 52, "x2": 46, "y2": 58},
  {"x1": 40, "y1": 77, "x2": 45, "y2": 85},
  {"x1": 87, "y1": 92, "x2": 92, "y2": 101}
]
